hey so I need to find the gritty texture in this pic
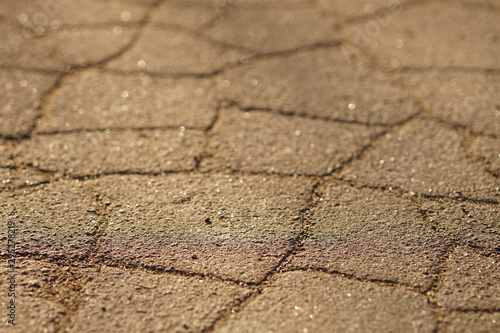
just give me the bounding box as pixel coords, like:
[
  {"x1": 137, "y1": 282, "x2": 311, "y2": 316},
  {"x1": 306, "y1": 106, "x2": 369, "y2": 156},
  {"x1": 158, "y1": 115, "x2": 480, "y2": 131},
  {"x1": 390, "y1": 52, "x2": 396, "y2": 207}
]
[
  {"x1": 0, "y1": 69, "x2": 58, "y2": 138},
  {"x1": 399, "y1": 71, "x2": 499, "y2": 137},
  {"x1": 85, "y1": 174, "x2": 313, "y2": 283},
  {"x1": 71, "y1": 266, "x2": 252, "y2": 333},
  {"x1": 218, "y1": 48, "x2": 418, "y2": 125},
  {"x1": 348, "y1": 2, "x2": 500, "y2": 69},
  {"x1": 441, "y1": 312, "x2": 500, "y2": 333},
  {"x1": 16, "y1": 129, "x2": 205, "y2": 177},
  {"x1": 0, "y1": 181, "x2": 99, "y2": 259},
  {"x1": 206, "y1": 2, "x2": 338, "y2": 53},
  {"x1": 290, "y1": 184, "x2": 447, "y2": 289},
  {"x1": 211, "y1": 108, "x2": 385, "y2": 175},
  {"x1": 108, "y1": 27, "x2": 246, "y2": 75},
  {"x1": 219, "y1": 271, "x2": 436, "y2": 333},
  {"x1": 38, "y1": 69, "x2": 217, "y2": 132},
  {"x1": 422, "y1": 200, "x2": 499, "y2": 252},
  {"x1": 0, "y1": 259, "x2": 67, "y2": 333},
  {"x1": 437, "y1": 247, "x2": 500, "y2": 311},
  {"x1": 340, "y1": 119, "x2": 500, "y2": 201},
  {"x1": 0, "y1": 167, "x2": 48, "y2": 191},
  {"x1": 471, "y1": 136, "x2": 500, "y2": 174}
]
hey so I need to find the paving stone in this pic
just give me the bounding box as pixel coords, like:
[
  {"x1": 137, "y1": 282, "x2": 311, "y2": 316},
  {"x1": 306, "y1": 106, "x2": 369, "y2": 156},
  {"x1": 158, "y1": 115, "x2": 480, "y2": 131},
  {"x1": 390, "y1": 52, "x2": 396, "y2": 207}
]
[
  {"x1": 323, "y1": 0, "x2": 411, "y2": 20},
  {"x1": 441, "y1": 312, "x2": 500, "y2": 333},
  {"x1": 0, "y1": 181, "x2": 99, "y2": 259},
  {"x1": 108, "y1": 27, "x2": 246, "y2": 74},
  {"x1": 152, "y1": 0, "x2": 220, "y2": 30},
  {"x1": 72, "y1": 266, "x2": 251, "y2": 333},
  {"x1": 0, "y1": 69, "x2": 58, "y2": 138},
  {"x1": 0, "y1": 168, "x2": 48, "y2": 191},
  {"x1": 340, "y1": 119, "x2": 500, "y2": 201},
  {"x1": 471, "y1": 136, "x2": 500, "y2": 174},
  {"x1": 291, "y1": 184, "x2": 446, "y2": 289},
  {"x1": 38, "y1": 69, "x2": 217, "y2": 132},
  {"x1": 348, "y1": 2, "x2": 500, "y2": 69},
  {"x1": 0, "y1": 0, "x2": 147, "y2": 27},
  {"x1": 0, "y1": 259, "x2": 67, "y2": 333},
  {"x1": 51, "y1": 26, "x2": 137, "y2": 67},
  {"x1": 17, "y1": 129, "x2": 204, "y2": 177},
  {"x1": 399, "y1": 71, "x2": 500, "y2": 136},
  {"x1": 212, "y1": 109, "x2": 385, "y2": 175},
  {"x1": 85, "y1": 174, "x2": 313, "y2": 283},
  {"x1": 220, "y1": 271, "x2": 436, "y2": 333},
  {"x1": 0, "y1": 144, "x2": 13, "y2": 167},
  {"x1": 217, "y1": 48, "x2": 418, "y2": 125},
  {"x1": 421, "y1": 200, "x2": 499, "y2": 252},
  {"x1": 437, "y1": 247, "x2": 500, "y2": 310},
  {"x1": 206, "y1": 3, "x2": 338, "y2": 54},
  {"x1": 0, "y1": 22, "x2": 65, "y2": 71}
]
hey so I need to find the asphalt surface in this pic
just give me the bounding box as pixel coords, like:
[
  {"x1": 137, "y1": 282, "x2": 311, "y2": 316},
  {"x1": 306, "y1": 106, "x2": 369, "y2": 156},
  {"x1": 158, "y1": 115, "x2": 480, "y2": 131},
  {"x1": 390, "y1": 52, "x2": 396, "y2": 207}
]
[{"x1": 0, "y1": 0, "x2": 499, "y2": 332}]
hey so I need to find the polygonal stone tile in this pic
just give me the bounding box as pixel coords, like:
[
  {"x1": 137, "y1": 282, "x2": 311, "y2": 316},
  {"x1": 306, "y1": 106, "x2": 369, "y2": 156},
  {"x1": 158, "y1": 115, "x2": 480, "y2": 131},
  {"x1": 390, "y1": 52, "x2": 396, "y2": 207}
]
[
  {"x1": 38, "y1": 69, "x2": 217, "y2": 132},
  {"x1": 348, "y1": 2, "x2": 500, "y2": 69},
  {"x1": 71, "y1": 266, "x2": 252, "y2": 333},
  {"x1": 211, "y1": 109, "x2": 385, "y2": 175},
  {"x1": 471, "y1": 136, "x2": 500, "y2": 174},
  {"x1": 217, "y1": 48, "x2": 418, "y2": 125},
  {"x1": 108, "y1": 27, "x2": 247, "y2": 74},
  {"x1": 152, "y1": 0, "x2": 220, "y2": 30},
  {"x1": 206, "y1": 2, "x2": 338, "y2": 53},
  {"x1": 0, "y1": 22, "x2": 64, "y2": 71},
  {"x1": 0, "y1": 69, "x2": 58, "y2": 138},
  {"x1": 17, "y1": 129, "x2": 204, "y2": 177},
  {"x1": 85, "y1": 174, "x2": 314, "y2": 283},
  {"x1": 0, "y1": 168, "x2": 48, "y2": 191},
  {"x1": 340, "y1": 120, "x2": 500, "y2": 201},
  {"x1": 0, "y1": 181, "x2": 100, "y2": 259},
  {"x1": 323, "y1": 0, "x2": 410, "y2": 20},
  {"x1": 0, "y1": 259, "x2": 67, "y2": 333},
  {"x1": 437, "y1": 247, "x2": 500, "y2": 310},
  {"x1": 0, "y1": 0, "x2": 147, "y2": 27},
  {"x1": 290, "y1": 184, "x2": 447, "y2": 289},
  {"x1": 422, "y1": 200, "x2": 499, "y2": 252},
  {"x1": 441, "y1": 312, "x2": 500, "y2": 333},
  {"x1": 51, "y1": 26, "x2": 136, "y2": 67},
  {"x1": 219, "y1": 271, "x2": 436, "y2": 333},
  {"x1": 399, "y1": 71, "x2": 499, "y2": 136}
]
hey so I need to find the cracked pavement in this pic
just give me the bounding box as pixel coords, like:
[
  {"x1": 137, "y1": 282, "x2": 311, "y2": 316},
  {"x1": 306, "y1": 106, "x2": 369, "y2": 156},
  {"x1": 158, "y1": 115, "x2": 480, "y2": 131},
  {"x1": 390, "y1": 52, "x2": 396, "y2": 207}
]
[{"x1": 0, "y1": 0, "x2": 499, "y2": 332}]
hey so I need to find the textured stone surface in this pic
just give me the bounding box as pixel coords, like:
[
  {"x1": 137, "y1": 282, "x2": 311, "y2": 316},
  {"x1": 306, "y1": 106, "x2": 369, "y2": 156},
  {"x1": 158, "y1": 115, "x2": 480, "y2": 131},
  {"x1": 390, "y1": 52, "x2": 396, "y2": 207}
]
[
  {"x1": 220, "y1": 271, "x2": 436, "y2": 333},
  {"x1": 400, "y1": 72, "x2": 499, "y2": 136},
  {"x1": 0, "y1": 144, "x2": 13, "y2": 167},
  {"x1": 72, "y1": 266, "x2": 251, "y2": 333},
  {"x1": 422, "y1": 200, "x2": 499, "y2": 252},
  {"x1": 437, "y1": 247, "x2": 500, "y2": 310},
  {"x1": 85, "y1": 174, "x2": 313, "y2": 283},
  {"x1": 323, "y1": 0, "x2": 411, "y2": 19},
  {"x1": 348, "y1": 2, "x2": 500, "y2": 69},
  {"x1": 0, "y1": 0, "x2": 148, "y2": 26},
  {"x1": 17, "y1": 129, "x2": 204, "y2": 177},
  {"x1": 38, "y1": 69, "x2": 217, "y2": 132},
  {"x1": 341, "y1": 120, "x2": 500, "y2": 201},
  {"x1": 441, "y1": 312, "x2": 500, "y2": 333},
  {"x1": 0, "y1": 167, "x2": 48, "y2": 191},
  {"x1": 218, "y1": 48, "x2": 417, "y2": 125},
  {"x1": 211, "y1": 109, "x2": 385, "y2": 175},
  {"x1": 206, "y1": 3, "x2": 338, "y2": 53},
  {"x1": 0, "y1": 259, "x2": 67, "y2": 333},
  {"x1": 471, "y1": 136, "x2": 500, "y2": 174},
  {"x1": 291, "y1": 184, "x2": 446, "y2": 289},
  {"x1": 0, "y1": 181, "x2": 99, "y2": 259},
  {"x1": 0, "y1": 69, "x2": 58, "y2": 138},
  {"x1": 152, "y1": 0, "x2": 220, "y2": 30},
  {"x1": 108, "y1": 27, "x2": 245, "y2": 74}
]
